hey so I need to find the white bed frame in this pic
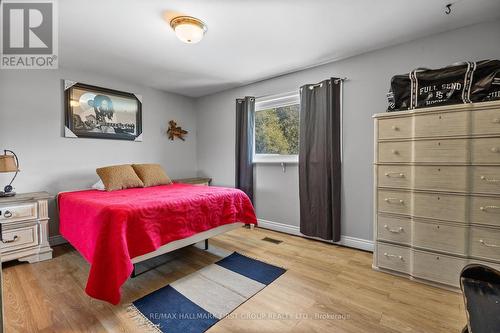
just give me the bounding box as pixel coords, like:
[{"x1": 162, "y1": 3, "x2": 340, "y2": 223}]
[{"x1": 131, "y1": 222, "x2": 251, "y2": 264}]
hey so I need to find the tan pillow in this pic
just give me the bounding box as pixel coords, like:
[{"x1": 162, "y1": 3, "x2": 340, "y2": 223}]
[
  {"x1": 132, "y1": 164, "x2": 172, "y2": 187},
  {"x1": 96, "y1": 164, "x2": 144, "y2": 191}
]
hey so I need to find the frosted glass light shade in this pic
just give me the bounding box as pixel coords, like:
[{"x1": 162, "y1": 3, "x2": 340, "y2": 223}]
[{"x1": 170, "y1": 16, "x2": 207, "y2": 44}]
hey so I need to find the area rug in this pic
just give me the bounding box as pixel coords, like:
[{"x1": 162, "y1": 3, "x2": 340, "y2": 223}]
[{"x1": 129, "y1": 252, "x2": 286, "y2": 333}]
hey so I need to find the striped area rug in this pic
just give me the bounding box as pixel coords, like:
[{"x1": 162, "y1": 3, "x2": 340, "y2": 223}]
[{"x1": 129, "y1": 252, "x2": 286, "y2": 333}]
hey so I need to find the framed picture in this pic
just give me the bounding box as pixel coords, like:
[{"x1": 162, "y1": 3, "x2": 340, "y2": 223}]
[{"x1": 64, "y1": 81, "x2": 142, "y2": 141}]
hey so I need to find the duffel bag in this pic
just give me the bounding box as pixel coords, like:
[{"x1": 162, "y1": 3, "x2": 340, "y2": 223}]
[
  {"x1": 387, "y1": 61, "x2": 479, "y2": 112},
  {"x1": 412, "y1": 62, "x2": 475, "y2": 108},
  {"x1": 387, "y1": 74, "x2": 412, "y2": 111},
  {"x1": 470, "y1": 59, "x2": 500, "y2": 102}
]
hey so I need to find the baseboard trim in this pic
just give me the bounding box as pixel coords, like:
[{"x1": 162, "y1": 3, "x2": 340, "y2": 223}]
[
  {"x1": 257, "y1": 219, "x2": 374, "y2": 252},
  {"x1": 49, "y1": 235, "x2": 68, "y2": 247}
]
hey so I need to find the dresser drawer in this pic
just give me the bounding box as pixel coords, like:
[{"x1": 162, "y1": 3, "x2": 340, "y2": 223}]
[
  {"x1": 0, "y1": 203, "x2": 37, "y2": 223},
  {"x1": 378, "y1": 142, "x2": 412, "y2": 163},
  {"x1": 377, "y1": 243, "x2": 411, "y2": 274},
  {"x1": 413, "y1": 192, "x2": 467, "y2": 223},
  {"x1": 412, "y1": 250, "x2": 466, "y2": 287},
  {"x1": 413, "y1": 221, "x2": 467, "y2": 255},
  {"x1": 378, "y1": 117, "x2": 413, "y2": 140},
  {"x1": 471, "y1": 196, "x2": 500, "y2": 227},
  {"x1": 414, "y1": 139, "x2": 468, "y2": 163},
  {"x1": 377, "y1": 215, "x2": 411, "y2": 245},
  {"x1": 472, "y1": 138, "x2": 500, "y2": 164},
  {"x1": 471, "y1": 167, "x2": 500, "y2": 194},
  {"x1": 377, "y1": 165, "x2": 412, "y2": 189},
  {"x1": 378, "y1": 190, "x2": 411, "y2": 215},
  {"x1": 0, "y1": 224, "x2": 39, "y2": 253},
  {"x1": 414, "y1": 111, "x2": 469, "y2": 138},
  {"x1": 471, "y1": 108, "x2": 500, "y2": 135},
  {"x1": 413, "y1": 166, "x2": 467, "y2": 192},
  {"x1": 470, "y1": 227, "x2": 500, "y2": 261}
]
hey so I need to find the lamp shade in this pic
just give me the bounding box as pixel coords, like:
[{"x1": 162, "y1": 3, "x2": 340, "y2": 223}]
[{"x1": 0, "y1": 154, "x2": 18, "y2": 173}]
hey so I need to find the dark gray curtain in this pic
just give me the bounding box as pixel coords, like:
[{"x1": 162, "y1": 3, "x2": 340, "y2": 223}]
[
  {"x1": 299, "y1": 78, "x2": 342, "y2": 241},
  {"x1": 235, "y1": 96, "x2": 255, "y2": 202}
]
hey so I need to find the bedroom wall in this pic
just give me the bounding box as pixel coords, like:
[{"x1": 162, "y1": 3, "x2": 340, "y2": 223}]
[
  {"x1": 195, "y1": 19, "x2": 500, "y2": 247},
  {"x1": 0, "y1": 69, "x2": 198, "y2": 237}
]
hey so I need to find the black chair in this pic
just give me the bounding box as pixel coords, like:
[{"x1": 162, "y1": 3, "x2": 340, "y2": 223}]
[{"x1": 459, "y1": 264, "x2": 500, "y2": 333}]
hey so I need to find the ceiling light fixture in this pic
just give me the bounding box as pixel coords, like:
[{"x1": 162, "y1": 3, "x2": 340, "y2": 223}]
[{"x1": 170, "y1": 16, "x2": 207, "y2": 44}]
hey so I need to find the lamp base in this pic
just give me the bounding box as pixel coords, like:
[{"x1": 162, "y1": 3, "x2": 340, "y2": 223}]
[{"x1": 0, "y1": 191, "x2": 16, "y2": 198}]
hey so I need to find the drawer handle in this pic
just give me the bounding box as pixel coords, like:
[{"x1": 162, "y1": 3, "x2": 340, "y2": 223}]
[
  {"x1": 479, "y1": 239, "x2": 500, "y2": 248},
  {"x1": 391, "y1": 149, "x2": 399, "y2": 155},
  {"x1": 480, "y1": 205, "x2": 500, "y2": 212},
  {"x1": 3, "y1": 210, "x2": 12, "y2": 218},
  {"x1": 385, "y1": 198, "x2": 404, "y2": 205},
  {"x1": 2, "y1": 235, "x2": 19, "y2": 243},
  {"x1": 492, "y1": 118, "x2": 500, "y2": 124},
  {"x1": 480, "y1": 176, "x2": 500, "y2": 183},
  {"x1": 384, "y1": 225, "x2": 404, "y2": 233},
  {"x1": 383, "y1": 253, "x2": 404, "y2": 261},
  {"x1": 385, "y1": 172, "x2": 405, "y2": 178},
  {"x1": 491, "y1": 147, "x2": 499, "y2": 153},
  {"x1": 391, "y1": 125, "x2": 399, "y2": 131}
]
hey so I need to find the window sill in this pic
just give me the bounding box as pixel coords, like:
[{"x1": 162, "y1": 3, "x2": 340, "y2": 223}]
[
  {"x1": 253, "y1": 160, "x2": 299, "y2": 165},
  {"x1": 253, "y1": 155, "x2": 298, "y2": 164}
]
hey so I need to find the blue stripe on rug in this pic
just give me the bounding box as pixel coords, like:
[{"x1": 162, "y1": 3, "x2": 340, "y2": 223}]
[
  {"x1": 216, "y1": 252, "x2": 286, "y2": 285},
  {"x1": 133, "y1": 285, "x2": 218, "y2": 333}
]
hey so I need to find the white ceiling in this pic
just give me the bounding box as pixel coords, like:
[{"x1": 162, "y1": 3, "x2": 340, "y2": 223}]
[{"x1": 60, "y1": 0, "x2": 500, "y2": 97}]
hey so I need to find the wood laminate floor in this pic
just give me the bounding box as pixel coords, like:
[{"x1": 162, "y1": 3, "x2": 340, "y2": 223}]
[{"x1": 2, "y1": 227, "x2": 466, "y2": 332}]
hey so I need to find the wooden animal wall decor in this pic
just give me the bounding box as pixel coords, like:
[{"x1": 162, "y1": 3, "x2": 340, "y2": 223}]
[{"x1": 167, "y1": 120, "x2": 188, "y2": 141}]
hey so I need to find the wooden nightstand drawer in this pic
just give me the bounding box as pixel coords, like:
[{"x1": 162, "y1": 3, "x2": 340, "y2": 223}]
[
  {"x1": 0, "y1": 203, "x2": 37, "y2": 223},
  {"x1": 1, "y1": 224, "x2": 39, "y2": 253}
]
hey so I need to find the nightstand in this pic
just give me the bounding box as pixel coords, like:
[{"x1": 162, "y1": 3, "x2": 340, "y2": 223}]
[
  {"x1": 0, "y1": 192, "x2": 53, "y2": 263},
  {"x1": 173, "y1": 177, "x2": 212, "y2": 186}
]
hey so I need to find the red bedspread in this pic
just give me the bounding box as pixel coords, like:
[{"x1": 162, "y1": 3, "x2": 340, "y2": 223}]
[{"x1": 58, "y1": 184, "x2": 257, "y2": 304}]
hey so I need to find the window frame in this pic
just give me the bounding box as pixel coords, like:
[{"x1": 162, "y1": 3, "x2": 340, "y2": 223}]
[{"x1": 253, "y1": 92, "x2": 300, "y2": 164}]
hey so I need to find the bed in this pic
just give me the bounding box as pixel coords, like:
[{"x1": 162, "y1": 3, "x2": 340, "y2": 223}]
[{"x1": 58, "y1": 183, "x2": 257, "y2": 304}]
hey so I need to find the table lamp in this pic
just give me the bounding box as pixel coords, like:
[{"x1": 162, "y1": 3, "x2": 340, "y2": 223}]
[{"x1": 0, "y1": 150, "x2": 19, "y2": 197}]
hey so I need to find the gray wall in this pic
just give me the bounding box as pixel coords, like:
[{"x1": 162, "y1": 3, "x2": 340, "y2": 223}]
[
  {"x1": 0, "y1": 69, "x2": 198, "y2": 236},
  {"x1": 195, "y1": 20, "x2": 500, "y2": 241}
]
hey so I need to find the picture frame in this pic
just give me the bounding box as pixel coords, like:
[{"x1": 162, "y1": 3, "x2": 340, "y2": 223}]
[{"x1": 64, "y1": 81, "x2": 143, "y2": 141}]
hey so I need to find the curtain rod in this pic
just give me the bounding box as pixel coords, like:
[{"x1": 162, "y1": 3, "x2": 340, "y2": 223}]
[{"x1": 249, "y1": 77, "x2": 349, "y2": 100}]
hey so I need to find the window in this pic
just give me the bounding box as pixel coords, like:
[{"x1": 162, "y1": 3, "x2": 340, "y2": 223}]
[{"x1": 254, "y1": 93, "x2": 300, "y2": 163}]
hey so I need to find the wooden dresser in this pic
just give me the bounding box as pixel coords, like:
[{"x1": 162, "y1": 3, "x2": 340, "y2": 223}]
[
  {"x1": 373, "y1": 101, "x2": 500, "y2": 289},
  {"x1": 0, "y1": 192, "x2": 53, "y2": 263}
]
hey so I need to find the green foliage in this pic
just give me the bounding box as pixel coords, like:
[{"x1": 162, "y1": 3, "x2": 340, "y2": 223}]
[{"x1": 255, "y1": 104, "x2": 299, "y2": 155}]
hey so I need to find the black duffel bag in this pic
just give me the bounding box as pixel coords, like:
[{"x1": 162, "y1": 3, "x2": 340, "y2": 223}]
[
  {"x1": 387, "y1": 74, "x2": 412, "y2": 111},
  {"x1": 470, "y1": 59, "x2": 500, "y2": 103},
  {"x1": 412, "y1": 62, "x2": 474, "y2": 109},
  {"x1": 387, "y1": 60, "x2": 500, "y2": 112}
]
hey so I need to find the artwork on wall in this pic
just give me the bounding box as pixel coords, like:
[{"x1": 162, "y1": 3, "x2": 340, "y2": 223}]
[
  {"x1": 64, "y1": 80, "x2": 143, "y2": 141},
  {"x1": 167, "y1": 120, "x2": 188, "y2": 141}
]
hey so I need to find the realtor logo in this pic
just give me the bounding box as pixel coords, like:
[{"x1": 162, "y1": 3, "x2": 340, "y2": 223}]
[{"x1": 1, "y1": 0, "x2": 58, "y2": 69}]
